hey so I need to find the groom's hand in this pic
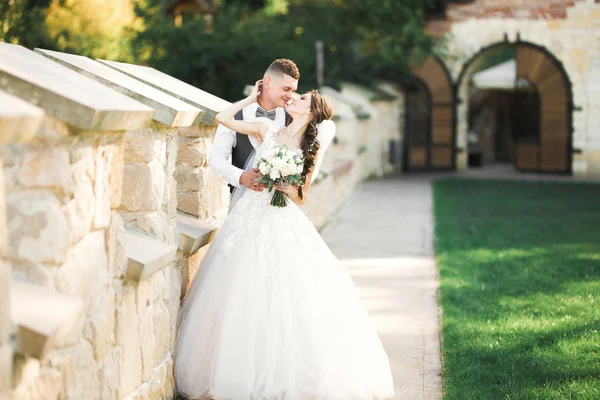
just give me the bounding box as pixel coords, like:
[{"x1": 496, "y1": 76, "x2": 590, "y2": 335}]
[{"x1": 240, "y1": 168, "x2": 266, "y2": 192}]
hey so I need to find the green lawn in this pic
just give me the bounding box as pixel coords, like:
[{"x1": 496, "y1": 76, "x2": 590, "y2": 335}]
[{"x1": 433, "y1": 178, "x2": 600, "y2": 400}]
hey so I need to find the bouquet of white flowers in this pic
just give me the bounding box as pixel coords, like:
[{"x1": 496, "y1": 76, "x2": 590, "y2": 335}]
[{"x1": 257, "y1": 145, "x2": 305, "y2": 207}]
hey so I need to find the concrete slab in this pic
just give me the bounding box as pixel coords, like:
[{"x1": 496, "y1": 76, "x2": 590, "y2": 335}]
[
  {"x1": 97, "y1": 59, "x2": 230, "y2": 126},
  {"x1": 321, "y1": 176, "x2": 443, "y2": 400},
  {"x1": 35, "y1": 49, "x2": 202, "y2": 127},
  {"x1": 0, "y1": 90, "x2": 44, "y2": 145},
  {"x1": 0, "y1": 43, "x2": 154, "y2": 131}
]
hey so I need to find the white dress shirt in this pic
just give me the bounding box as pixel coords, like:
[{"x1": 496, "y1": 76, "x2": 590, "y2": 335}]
[{"x1": 209, "y1": 103, "x2": 287, "y2": 187}]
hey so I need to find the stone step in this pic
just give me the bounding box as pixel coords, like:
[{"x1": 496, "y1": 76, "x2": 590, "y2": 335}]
[
  {"x1": 124, "y1": 231, "x2": 177, "y2": 281},
  {"x1": 10, "y1": 279, "x2": 84, "y2": 359},
  {"x1": 175, "y1": 212, "x2": 216, "y2": 254}
]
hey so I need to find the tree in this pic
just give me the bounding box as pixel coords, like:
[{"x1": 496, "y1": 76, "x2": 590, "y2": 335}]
[{"x1": 131, "y1": 0, "x2": 437, "y2": 101}]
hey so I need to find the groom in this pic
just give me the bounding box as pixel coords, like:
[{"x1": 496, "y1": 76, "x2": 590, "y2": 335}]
[{"x1": 209, "y1": 59, "x2": 300, "y2": 193}]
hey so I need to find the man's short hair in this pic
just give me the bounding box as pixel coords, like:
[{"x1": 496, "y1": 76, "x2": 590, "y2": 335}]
[{"x1": 265, "y1": 59, "x2": 300, "y2": 80}]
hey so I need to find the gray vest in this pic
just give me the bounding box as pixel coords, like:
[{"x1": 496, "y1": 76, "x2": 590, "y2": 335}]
[
  {"x1": 231, "y1": 109, "x2": 254, "y2": 171},
  {"x1": 229, "y1": 108, "x2": 290, "y2": 192}
]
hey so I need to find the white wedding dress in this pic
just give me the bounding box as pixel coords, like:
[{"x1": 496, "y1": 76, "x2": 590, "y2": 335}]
[{"x1": 174, "y1": 126, "x2": 394, "y2": 400}]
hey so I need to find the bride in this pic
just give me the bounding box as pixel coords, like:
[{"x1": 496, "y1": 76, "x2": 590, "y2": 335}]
[{"x1": 174, "y1": 81, "x2": 394, "y2": 400}]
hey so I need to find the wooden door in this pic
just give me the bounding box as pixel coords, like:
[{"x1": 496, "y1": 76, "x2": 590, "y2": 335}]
[
  {"x1": 409, "y1": 56, "x2": 455, "y2": 171},
  {"x1": 515, "y1": 44, "x2": 571, "y2": 173}
]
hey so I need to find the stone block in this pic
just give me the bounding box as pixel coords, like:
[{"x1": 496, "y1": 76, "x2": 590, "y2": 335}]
[
  {"x1": 0, "y1": 43, "x2": 153, "y2": 131},
  {"x1": 177, "y1": 124, "x2": 216, "y2": 139},
  {"x1": 121, "y1": 161, "x2": 166, "y2": 212},
  {"x1": 46, "y1": 340, "x2": 100, "y2": 399},
  {"x1": 94, "y1": 142, "x2": 120, "y2": 228},
  {"x1": 123, "y1": 231, "x2": 177, "y2": 281},
  {"x1": 123, "y1": 129, "x2": 167, "y2": 164},
  {"x1": 107, "y1": 139, "x2": 125, "y2": 210},
  {"x1": 120, "y1": 210, "x2": 167, "y2": 241},
  {"x1": 153, "y1": 353, "x2": 175, "y2": 399},
  {"x1": 0, "y1": 90, "x2": 44, "y2": 146},
  {"x1": 57, "y1": 231, "x2": 108, "y2": 302},
  {"x1": 7, "y1": 190, "x2": 69, "y2": 264},
  {"x1": 12, "y1": 365, "x2": 62, "y2": 400},
  {"x1": 165, "y1": 177, "x2": 178, "y2": 220},
  {"x1": 10, "y1": 280, "x2": 84, "y2": 359},
  {"x1": 176, "y1": 167, "x2": 227, "y2": 219},
  {"x1": 86, "y1": 288, "x2": 115, "y2": 360},
  {"x1": 117, "y1": 283, "x2": 142, "y2": 398},
  {"x1": 98, "y1": 59, "x2": 230, "y2": 126},
  {"x1": 0, "y1": 262, "x2": 10, "y2": 343},
  {"x1": 19, "y1": 145, "x2": 72, "y2": 196},
  {"x1": 177, "y1": 136, "x2": 211, "y2": 167},
  {"x1": 138, "y1": 306, "x2": 155, "y2": 382},
  {"x1": 166, "y1": 132, "x2": 178, "y2": 176},
  {"x1": 0, "y1": 343, "x2": 11, "y2": 396},
  {"x1": 107, "y1": 212, "x2": 126, "y2": 279},
  {"x1": 65, "y1": 155, "x2": 96, "y2": 245},
  {"x1": 36, "y1": 48, "x2": 201, "y2": 127},
  {"x1": 176, "y1": 212, "x2": 216, "y2": 254},
  {"x1": 151, "y1": 302, "x2": 171, "y2": 375},
  {"x1": 136, "y1": 268, "x2": 164, "y2": 312},
  {"x1": 11, "y1": 262, "x2": 58, "y2": 291},
  {"x1": 98, "y1": 347, "x2": 122, "y2": 400}
]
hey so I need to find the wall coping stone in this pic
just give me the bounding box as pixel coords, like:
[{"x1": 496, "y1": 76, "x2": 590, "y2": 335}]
[
  {"x1": 124, "y1": 231, "x2": 177, "y2": 281},
  {"x1": 0, "y1": 90, "x2": 44, "y2": 146},
  {"x1": 340, "y1": 82, "x2": 395, "y2": 102},
  {"x1": 176, "y1": 212, "x2": 216, "y2": 254},
  {"x1": 320, "y1": 87, "x2": 357, "y2": 121},
  {"x1": 97, "y1": 59, "x2": 231, "y2": 126},
  {"x1": 10, "y1": 279, "x2": 84, "y2": 360},
  {"x1": 0, "y1": 43, "x2": 154, "y2": 131},
  {"x1": 35, "y1": 49, "x2": 202, "y2": 128}
]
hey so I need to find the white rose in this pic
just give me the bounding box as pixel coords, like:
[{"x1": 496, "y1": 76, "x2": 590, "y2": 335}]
[
  {"x1": 263, "y1": 149, "x2": 275, "y2": 161},
  {"x1": 271, "y1": 158, "x2": 285, "y2": 170},
  {"x1": 259, "y1": 163, "x2": 271, "y2": 175},
  {"x1": 280, "y1": 164, "x2": 295, "y2": 177},
  {"x1": 269, "y1": 170, "x2": 281, "y2": 180}
]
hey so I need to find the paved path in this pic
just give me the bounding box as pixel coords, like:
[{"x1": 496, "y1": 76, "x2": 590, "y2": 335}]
[{"x1": 321, "y1": 176, "x2": 442, "y2": 400}]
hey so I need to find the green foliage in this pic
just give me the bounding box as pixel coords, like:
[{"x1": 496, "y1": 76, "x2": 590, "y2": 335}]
[
  {"x1": 433, "y1": 178, "x2": 600, "y2": 399},
  {"x1": 132, "y1": 0, "x2": 437, "y2": 101},
  {"x1": 1, "y1": 0, "x2": 437, "y2": 101},
  {"x1": 0, "y1": 0, "x2": 55, "y2": 48}
]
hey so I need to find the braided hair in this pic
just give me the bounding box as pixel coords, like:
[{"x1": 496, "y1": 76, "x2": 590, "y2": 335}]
[{"x1": 291, "y1": 90, "x2": 333, "y2": 200}]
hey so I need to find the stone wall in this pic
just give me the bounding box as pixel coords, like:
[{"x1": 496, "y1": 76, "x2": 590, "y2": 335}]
[
  {"x1": 426, "y1": 0, "x2": 576, "y2": 35},
  {"x1": 303, "y1": 84, "x2": 404, "y2": 229},
  {"x1": 0, "y1": 42, "x2": 405, "y2": 399},
  {"x1": 439, "y1": 0, "x2": 600, "y2": 176}
]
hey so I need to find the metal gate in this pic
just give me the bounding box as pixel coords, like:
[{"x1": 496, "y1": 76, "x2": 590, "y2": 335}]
[{"x1": 407, "y1": 56, "x2": 455, "y2": 171}]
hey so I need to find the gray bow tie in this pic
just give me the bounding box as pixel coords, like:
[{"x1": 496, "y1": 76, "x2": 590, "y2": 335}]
[{"x1": 256, "y1": 107, "x2": 276, "y2": 120}]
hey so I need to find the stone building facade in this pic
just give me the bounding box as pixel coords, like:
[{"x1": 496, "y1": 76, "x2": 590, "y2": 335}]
[
  {"x1": 410, "y1": 0, "x2": 600, "y2": 177},
  {"x1": 0, "y1": 42, "x2": 403, "y2": 400}
]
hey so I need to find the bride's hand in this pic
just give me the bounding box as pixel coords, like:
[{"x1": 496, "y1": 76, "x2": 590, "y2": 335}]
[
  {"x1": 248, "y1": 79, "x2": 262, "y2": 102},
  {"x1": 274, "y1": 182, "x2": 299, "y2": 197}
]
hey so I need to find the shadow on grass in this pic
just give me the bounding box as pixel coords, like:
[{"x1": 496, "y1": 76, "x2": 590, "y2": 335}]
[{"x1": 433, "y1": 178, "x2": 600, "y2": 399}]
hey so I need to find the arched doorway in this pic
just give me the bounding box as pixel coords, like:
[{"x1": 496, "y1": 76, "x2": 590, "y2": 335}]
[
  {"x1": 456, "y1": 40, "x2": 573, "y2": 174},
  {"x1": 405, "y1": 56, "x2": 455, "y2": 171}
]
